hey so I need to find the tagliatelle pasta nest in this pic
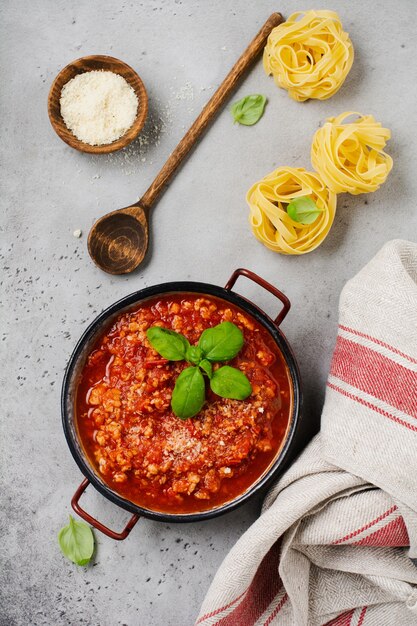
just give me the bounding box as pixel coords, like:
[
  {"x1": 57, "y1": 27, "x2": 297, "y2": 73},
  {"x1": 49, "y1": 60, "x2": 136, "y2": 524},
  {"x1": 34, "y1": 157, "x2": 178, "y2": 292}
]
[
  {"x1": 311, "y1": 112, "x2": 393, "y2": 194},
  {"x1": 263, "y1": 10, "x2": 354, "y2": 102},
  {"x1": 247, "y1": 167, "x2": 337, "y2": 255}
]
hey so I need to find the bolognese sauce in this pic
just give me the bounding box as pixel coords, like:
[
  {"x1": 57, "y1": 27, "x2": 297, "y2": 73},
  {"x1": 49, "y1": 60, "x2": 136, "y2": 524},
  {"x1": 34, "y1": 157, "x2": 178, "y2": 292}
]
[{"x1": 76, "y1": 294, "x2": 292, "y2": 513}]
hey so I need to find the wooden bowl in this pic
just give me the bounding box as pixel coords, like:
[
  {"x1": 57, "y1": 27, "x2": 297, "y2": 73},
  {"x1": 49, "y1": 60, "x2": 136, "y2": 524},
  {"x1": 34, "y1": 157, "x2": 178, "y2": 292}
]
[{"x1": 47, "y1": 55, "x2": 148, "y2": 154}]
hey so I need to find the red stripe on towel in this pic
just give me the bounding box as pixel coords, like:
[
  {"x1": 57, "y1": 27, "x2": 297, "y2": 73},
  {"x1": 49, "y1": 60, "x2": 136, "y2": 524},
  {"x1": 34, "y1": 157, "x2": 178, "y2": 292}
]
[
  {"x1": 330, "y1": 337, "x2": 417, "y2": 418},
  {"x1": 353, "y1": 515, "x2": 409, "y2": 547},
  {"x1": 196, "y1": 590, "x2": 247, "y2": 625},
  {"x1": 263, "y1": 593, "x2": 288, "y2": 626},
  {"x1": 324, "y1": 609, "x2": 355, "y2": 625},
  {"x1": 332, "y1": 505, "x2": 397, "y2": 545},
  {"x1": 214, "y1": 541, "x2": 282, "y2": 626},
  {"x1": 357, "y1": 606, "x2": 367, "y2": 626},
  {"x1": 327, "y1": 382, "x2": 417, "y2": 433},
  {"x1": 339, "y1": 325, "x2": 417, "y2": 365}
]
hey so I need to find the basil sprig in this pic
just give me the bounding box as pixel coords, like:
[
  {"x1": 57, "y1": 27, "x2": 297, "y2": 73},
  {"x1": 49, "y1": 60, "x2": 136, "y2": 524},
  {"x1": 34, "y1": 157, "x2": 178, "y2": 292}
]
[
  {"x1": 146, "y1": 326, "x2": 190, "y2": 360},
  {"x1": 210, "y1": 365, "x2": 252, "y2": 400},
  {"x1": 185, "y1": 345, "x2": 203, "y2": 364},
  {"x1": 146, "y1": 321, "x2": 252, "y2": 419},
  {"x1": 199, "y1": 321, "x2": 244, "y2": 361},
  {"x1": 58, "y1": 516, "x2": 94, "y2": 566},
  {"x1": 286, "y1": 196, "x2": 324, "y2": 225},
  {"x1": 231, "y1": 94, "x2": 267, "y2": 126},
  {"x1": 171, "y1": 366, "x2": 205, "y2": 419},
  {"x1": 199, "y1": 359, "x2": 213, "y2": 379}
]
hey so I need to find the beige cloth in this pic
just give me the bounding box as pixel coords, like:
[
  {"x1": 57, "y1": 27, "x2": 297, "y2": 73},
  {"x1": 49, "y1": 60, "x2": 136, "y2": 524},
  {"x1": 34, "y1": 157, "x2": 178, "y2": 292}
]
[{"x1": 196, "y1": 240, "x2": 417, "y2": 626}]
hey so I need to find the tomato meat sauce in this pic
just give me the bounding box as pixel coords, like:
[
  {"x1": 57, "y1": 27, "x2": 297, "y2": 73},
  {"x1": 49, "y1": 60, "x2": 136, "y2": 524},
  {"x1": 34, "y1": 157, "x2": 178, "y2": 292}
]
[{"x1": 76, "y1": 294, "x2": 292, "y2": 514}]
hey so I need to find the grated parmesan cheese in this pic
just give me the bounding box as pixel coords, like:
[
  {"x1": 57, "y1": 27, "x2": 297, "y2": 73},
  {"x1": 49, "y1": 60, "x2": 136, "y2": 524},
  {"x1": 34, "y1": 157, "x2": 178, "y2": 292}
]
[{"x1": 60, "y1": 70, "x2": 138, "y2": 146}]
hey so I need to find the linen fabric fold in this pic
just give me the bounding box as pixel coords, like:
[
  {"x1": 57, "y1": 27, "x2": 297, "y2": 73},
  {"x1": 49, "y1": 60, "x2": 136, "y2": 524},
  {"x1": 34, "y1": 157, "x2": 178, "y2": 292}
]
[{"x1": 196, "y1": 240, "x2": 417, "y2": 626}]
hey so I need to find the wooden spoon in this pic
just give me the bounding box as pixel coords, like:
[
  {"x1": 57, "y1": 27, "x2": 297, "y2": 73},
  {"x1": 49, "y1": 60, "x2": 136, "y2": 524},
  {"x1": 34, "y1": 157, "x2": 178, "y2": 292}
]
[{"x1": 88, "y1": 13, "x2": 284, "y2": 274}]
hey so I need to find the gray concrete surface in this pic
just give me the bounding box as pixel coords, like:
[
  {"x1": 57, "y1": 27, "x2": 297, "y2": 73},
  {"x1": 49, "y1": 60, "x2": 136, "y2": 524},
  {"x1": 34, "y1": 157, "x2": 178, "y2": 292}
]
[{"x1": 1, "y1": 1, "x2": 416, "y2": 624}]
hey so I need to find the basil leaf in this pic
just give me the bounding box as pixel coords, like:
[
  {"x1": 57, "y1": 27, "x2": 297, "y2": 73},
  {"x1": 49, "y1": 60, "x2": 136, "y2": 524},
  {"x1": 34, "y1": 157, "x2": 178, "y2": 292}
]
[
  {"x1": 146, "y1": 326, "x2": 190, "y2": 361},
  {"x1": 231, "y1": 94, "x2": 267, "y2": 126},
  {"x1": 198, "y1": 322, "x2": 244, "y2": 362},
  {"x1": 58, "y1": 516, "x2": 94, "y2": 566},
  {"x1": 186, "y1": 345, "x2": 203, "y2": 365},
  {"x1": 210, "y1": 366, "x2": 252, "y2": 400},
  {"x1": 199, "y1": 359, "x2": 213, "y2": 379},
  {"x1": 286, "y1": 196, "x2": 324, "y2": 225},
  {"x1": 171, "y1": 366, "x2": 205, "y2": 419}
]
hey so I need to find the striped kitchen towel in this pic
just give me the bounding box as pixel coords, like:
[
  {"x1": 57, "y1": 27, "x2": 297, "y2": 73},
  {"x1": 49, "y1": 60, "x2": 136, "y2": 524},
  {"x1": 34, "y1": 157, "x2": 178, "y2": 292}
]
[{"x1": 196, "y1": 240, "x2": 417, "y2": 626}]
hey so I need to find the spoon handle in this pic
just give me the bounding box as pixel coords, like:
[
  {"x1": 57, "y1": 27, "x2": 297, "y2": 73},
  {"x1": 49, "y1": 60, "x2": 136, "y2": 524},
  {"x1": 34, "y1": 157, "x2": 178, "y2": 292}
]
[{"x1": 138, "y1": 12, "x2": 284, "y2": 211}]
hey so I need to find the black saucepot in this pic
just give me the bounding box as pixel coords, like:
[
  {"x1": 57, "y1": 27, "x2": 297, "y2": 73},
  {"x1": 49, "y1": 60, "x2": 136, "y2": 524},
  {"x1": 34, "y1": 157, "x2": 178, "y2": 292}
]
[{"x1": 62, "y1": 269, "x2": 302, "y2": 539}]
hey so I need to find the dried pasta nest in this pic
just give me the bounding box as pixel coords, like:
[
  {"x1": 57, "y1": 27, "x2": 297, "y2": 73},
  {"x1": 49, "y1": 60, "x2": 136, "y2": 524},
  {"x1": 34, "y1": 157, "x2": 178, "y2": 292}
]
[
  {"x1": 263, "y1": 10, "x2": 354, "y2": 102},
  {"x1": 311, "y1": 112, "x2": 393, "y2": 195},
  {"x1": 247, "y1": 167, "x2": 337, "y2": 255}
]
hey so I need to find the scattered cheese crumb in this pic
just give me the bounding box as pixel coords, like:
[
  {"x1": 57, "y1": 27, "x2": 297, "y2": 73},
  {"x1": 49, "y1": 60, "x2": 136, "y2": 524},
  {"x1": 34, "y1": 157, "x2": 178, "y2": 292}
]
[
  {"x1": 60, "y1": 70, "x2": 138, "y2": 146},
  {"x1": 175, "y1": 81, "x2": 194, "y2": 101},
  {"x1": 73, "y1": 229, "x2": 82, "y2": 238}
]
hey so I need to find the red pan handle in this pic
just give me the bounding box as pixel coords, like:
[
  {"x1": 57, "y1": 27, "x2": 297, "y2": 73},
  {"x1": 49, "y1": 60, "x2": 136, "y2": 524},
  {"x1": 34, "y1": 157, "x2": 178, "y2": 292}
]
[
  {"x1": 71, "y1": 478, "x2": 140, "y2": 540},
  {"x1": 225, "y1": 268, "x2": 290, "y2": 326}
]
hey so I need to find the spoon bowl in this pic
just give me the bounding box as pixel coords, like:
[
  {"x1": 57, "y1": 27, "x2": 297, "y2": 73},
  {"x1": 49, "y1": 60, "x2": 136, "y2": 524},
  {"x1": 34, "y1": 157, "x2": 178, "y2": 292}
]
[{"x1": 87, "y1": 205, "x2": 149, "y2": 274}]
